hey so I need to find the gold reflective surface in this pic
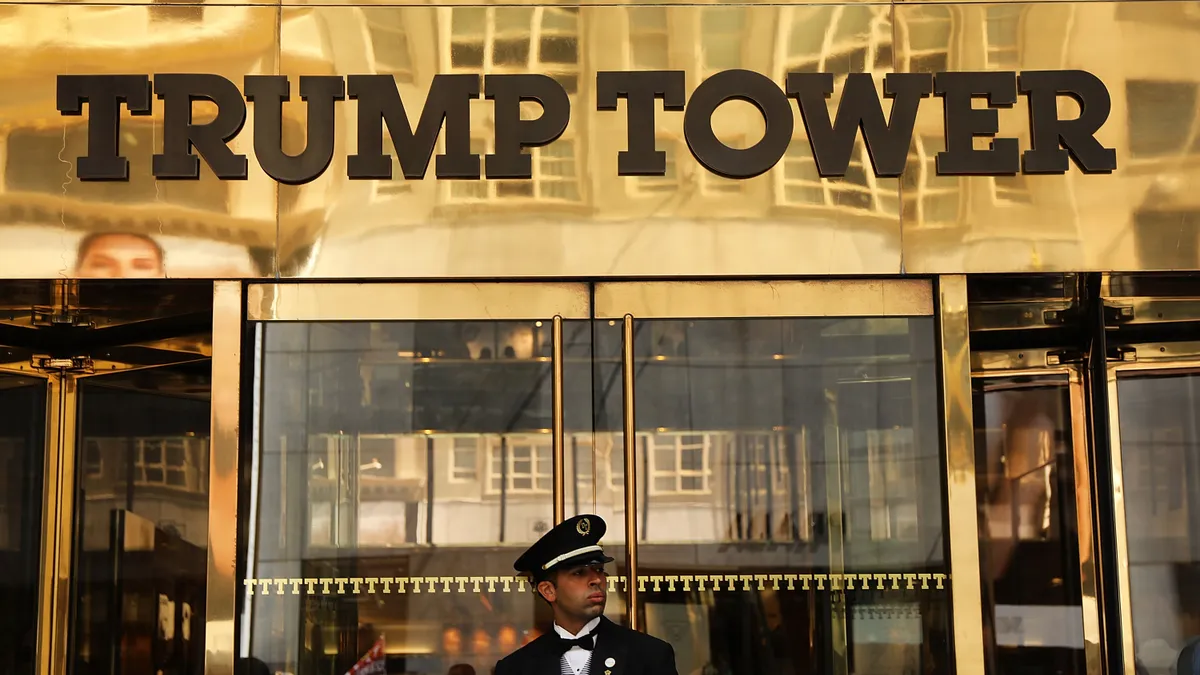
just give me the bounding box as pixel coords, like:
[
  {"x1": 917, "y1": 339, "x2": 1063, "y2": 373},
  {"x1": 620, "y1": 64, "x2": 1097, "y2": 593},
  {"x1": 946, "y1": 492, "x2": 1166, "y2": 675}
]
[
  {"x1": 0, "y1": 4, "x2": 1198, "y2": 277},
  {"x1": 937, "y1": 275, "x2": 985, "y2": 675},
  {"x1": 897, "y1": 2, "x2": 1200, "y2": 273},
  {"x1": 595, "y1": 279, "x2": 934, "y2": 319},
  {"x1": 204, "y1": 282, "x2": 242, "y2": 675},
  {"x1": 0, "y1": 5, "x2": 279, "y2": 280},
  {"x1": 276, "y1": 4, "x2": 902, "y2": 278},
  {"x1": 247, "y1": 282, "x2": 591, "y2": 321}
]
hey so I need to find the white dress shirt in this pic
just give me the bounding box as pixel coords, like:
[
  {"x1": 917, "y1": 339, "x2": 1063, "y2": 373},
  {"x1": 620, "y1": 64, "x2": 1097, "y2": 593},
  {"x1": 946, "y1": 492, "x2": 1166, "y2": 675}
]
[{"x1": 554, "y1": 617, "x2": 601, "y2": 675}]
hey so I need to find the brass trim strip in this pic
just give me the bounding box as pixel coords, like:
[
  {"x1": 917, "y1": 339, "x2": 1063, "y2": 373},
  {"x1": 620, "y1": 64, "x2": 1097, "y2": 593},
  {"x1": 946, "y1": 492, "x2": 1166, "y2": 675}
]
[
  {"x1": 823, "y1": 388, "x2": 849, "y2": 675},
  {"x1": 237, "y1": 572, "x2": 951, "y2": 597},
  {"x1": 594, "y1": 279, "x2": 934, "y2": 319},
  {"x1": 36, "y1": 376, "x2": 77, "y2": 675},
  {"x1": 552, "y1": 315, "x2": 565, "y2": 525},
  {"x1": 937, "y1": 275, "x2": 985, "y2": 675},
  {"x1": 622, "y1": 314, "x2": 639, "y2": 631},
  {"x1": 204, "y1": 281, "x2": 243, "y2": 675},
  {"x1": 246, "y1": 282, "x2": 590, "y2": 321},
  {"x1": 1068, "y1": 367, "x2": 1104, "y2": 675},
  {"x1": 1105, "y1": 365, "x2": 1137, "y2": 675}
]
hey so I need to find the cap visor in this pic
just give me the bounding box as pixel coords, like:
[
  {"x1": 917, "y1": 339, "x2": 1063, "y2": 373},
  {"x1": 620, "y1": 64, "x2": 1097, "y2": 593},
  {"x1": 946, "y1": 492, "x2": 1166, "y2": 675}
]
[{"x1": 550, "y1": 552, "x2": 615, "y2": 570}]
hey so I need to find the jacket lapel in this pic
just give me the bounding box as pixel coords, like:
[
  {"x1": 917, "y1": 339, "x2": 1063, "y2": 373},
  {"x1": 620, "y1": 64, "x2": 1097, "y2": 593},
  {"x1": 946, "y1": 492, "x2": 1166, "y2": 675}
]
[
  {"x1": 528, "y1": 632, "x2": 564, "y2": 675},
  {"x1": 590, "y1": 617, "x2": 628, "y2": 675}
]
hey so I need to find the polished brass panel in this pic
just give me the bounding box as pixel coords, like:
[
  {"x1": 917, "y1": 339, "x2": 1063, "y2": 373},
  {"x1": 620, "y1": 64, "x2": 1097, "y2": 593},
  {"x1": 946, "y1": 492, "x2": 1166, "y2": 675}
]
[
  {"x1": 0, "y1": 5, "x2": 280, "y2": 280},
  {"x1": 552, "y1": 314, "x2": 565, "y2": 525},
  {"x1": 1104, "y1": 365, "x2": 1137, "y2": 675},
  {"x1": 276, "y1": 5, "x2": 901, "y2": 279},
  {"x1": 246, "y1": 282, "x2": 590, "y2": 321},
  {"x1": 898, "y1": 2, "x2": 1200, "y2": 273},
  {"x1": 937, "y1": 275, "x2": 985, "y2": 675},
  {"x1": 204, "y1": 281, "x2": 242, "y2": 675},
  {"x1": 35, "y1": 376, "x2": 77, "y2": 675},
  {"x1": 621, "y1": 314, "x2": 639, "y2": 632},
  {"x1": 1068, "y1": 367, "x2": 1103, "y2": 675},
  {"x1": 594, "y1": 279, "x2": 933, "y2": 319}
]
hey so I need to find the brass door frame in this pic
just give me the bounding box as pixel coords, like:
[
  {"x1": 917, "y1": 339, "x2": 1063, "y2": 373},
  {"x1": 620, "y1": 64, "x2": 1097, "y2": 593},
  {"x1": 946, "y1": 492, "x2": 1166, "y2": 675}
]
[
  {"x1": 244, "y1": 277, "x2": 977, "y2": 673},
  {"x1": 970, "y1": 351, "x2": 1103, "y2": 675},
  {"x1": 1104, "y1": 340, "x2": 1200, "y2": 675}
]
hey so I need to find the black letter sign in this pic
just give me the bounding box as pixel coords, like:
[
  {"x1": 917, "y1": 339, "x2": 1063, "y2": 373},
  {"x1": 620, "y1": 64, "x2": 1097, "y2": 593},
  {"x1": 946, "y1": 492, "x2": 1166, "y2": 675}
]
[
  {"x1": 1019, "y1": 70, "x2": 1117, "y2": 174},
  {"x1": 56, "y1": 75, "x2": 152, "y2": 181},
  {"x1": 685, "y1": 69, "x2": 793, "y2": 179},
  {"x1": 153, "y1": 74, "x2": 248, "y2": 180},
  {"x1": 788, "y1": 72, "x2": 932, "y2": 177},
  {"x1": 244, "y1": 75, "x2": 345, "y2": 185},
  {"x1": 596, "y1": 71, "x2": 686, "y2": 176},
  {"x1": 485, "y1": 75, "x2": 570, "y2": 179},
  {"x1": 934, "y1": 72, "x2": 1021, "y2": 175},
  {"x1": 348, "y1": 74, "x2": 481, "y2": 180}
]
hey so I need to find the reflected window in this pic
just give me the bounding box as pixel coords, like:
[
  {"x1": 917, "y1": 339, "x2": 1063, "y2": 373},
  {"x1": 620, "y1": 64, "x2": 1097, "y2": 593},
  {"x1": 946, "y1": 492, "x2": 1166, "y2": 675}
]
[
  {"x1": 902, "y1": 136, "x2": 959, "y2": 228},
  {"x1": 449, "y1": 132, "x2": 582, "y2": 203},
  {"x1": 897, "y1": 8, "x2": 952, "y2": 73},
  {"x1": 449, "y1": 7, "x2": 579, "y2": 94},
  {"x1": 366, "y1": 9, "x2": 414, "y2": 82},
  {"x1": 5, "y1": 123, "x2": 229, "y2": 212},
  {"x1": 984, "y1": 6, "x2": 1023, "y2": 69},
  {"x1": 629, "y1": 7, "x2": 669, "y2": 69},
  {"x1": 1126, "y1": 80, "x2": 1200, "y2": 159},
  {"x1": 700, "y1": 7, "x2": 745, "y2": 75}
]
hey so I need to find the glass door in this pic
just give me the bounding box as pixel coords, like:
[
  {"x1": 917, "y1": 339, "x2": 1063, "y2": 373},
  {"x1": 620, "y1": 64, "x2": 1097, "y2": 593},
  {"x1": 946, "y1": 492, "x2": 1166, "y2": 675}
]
[
  {"x1": 0, "y1": 369, "x2": 48, "y2": 675},
  {"x1": 1108, "y1": 345, "x2": 1200, "y2": 675},
  {"x1": 970, "y1": 352, "x2": 1101, "y2": 675},
  {"x1": 594, "y1": 280, "x2": 951, "y2": 675},
  {"x1": 0, "y1": 279, "x2": 216, "y2": 675},
  {"x1": 241, "y1": 283, "x2": 598, "y2": 675}
]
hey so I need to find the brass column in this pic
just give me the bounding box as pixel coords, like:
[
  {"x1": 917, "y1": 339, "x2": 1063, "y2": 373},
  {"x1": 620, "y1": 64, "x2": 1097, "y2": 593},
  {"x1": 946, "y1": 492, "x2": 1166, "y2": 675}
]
[
  {"x1": 204, "y1": 281, "x2": 244, "y2": 675},
  {"x1": 622, "y1": 314, "x2": 639, "y2": 631},
  {"x1": 36, "y1": 375, "x2": 78, "y2": 675},
  {"x1": 552, "y1": 315, "x2": 565, "y2": 524},
  {"x1": 937, "y1": 275, "x2": 985, "y2": 675}
]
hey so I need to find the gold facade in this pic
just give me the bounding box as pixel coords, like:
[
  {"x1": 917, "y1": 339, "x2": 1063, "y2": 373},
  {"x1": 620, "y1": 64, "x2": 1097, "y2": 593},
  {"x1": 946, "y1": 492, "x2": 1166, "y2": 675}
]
[{"x1": 0, "y1": 3, "x2": 1197, "y2": 279}]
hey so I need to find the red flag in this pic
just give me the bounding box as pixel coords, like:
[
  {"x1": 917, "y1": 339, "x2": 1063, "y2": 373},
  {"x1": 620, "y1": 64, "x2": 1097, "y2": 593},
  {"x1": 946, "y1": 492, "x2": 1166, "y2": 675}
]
[{"x1": 345, "y1": 637, "x2": 386, "y2": 675}]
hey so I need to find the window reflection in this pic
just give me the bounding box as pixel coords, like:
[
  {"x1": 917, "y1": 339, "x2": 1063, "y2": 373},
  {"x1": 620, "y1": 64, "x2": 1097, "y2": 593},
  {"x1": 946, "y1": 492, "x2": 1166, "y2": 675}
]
[
  {"x1": 1116, "y1": 373, "x2": 1200, "y2": 675},
  {"x1": 972, "y1": 378, "x2": 1087, "y2": 675},
  {"x1": 246, "y1": 320, "x2": 610, "y2": 675},
  {"x1": 593, "y1": 316, "x2": 948, "y2": 675}
]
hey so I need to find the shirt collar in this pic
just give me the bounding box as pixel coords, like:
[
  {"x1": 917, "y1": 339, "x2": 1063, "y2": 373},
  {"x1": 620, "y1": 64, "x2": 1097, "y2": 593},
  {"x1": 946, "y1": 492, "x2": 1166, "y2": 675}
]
[{"x1": 553, "y1": 617, "x2": 601, "y2": 640}]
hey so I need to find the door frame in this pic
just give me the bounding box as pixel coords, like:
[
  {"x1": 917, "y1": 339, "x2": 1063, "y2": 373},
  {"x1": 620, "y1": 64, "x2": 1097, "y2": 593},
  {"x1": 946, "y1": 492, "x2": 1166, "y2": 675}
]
[
  {"x1": 1104, "y1": 339, "x2": 1200, "y2": 675},
  {"x1": 240, "y1": 276, "x2": 978, "y2": 675},
  {"x1": 970, "y1": 349, "x2": 1103, "y2": 675}
]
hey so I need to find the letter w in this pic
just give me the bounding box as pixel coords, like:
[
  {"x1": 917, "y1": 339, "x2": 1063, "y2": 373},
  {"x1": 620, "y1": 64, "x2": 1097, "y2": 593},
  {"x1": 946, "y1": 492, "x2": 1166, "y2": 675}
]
[{"x1": 787, "y1": 73, "x2": 932, "y2": 178}]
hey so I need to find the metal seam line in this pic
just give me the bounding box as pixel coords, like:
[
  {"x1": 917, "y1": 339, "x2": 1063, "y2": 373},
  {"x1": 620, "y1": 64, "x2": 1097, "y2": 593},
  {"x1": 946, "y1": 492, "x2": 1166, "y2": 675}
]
[
  {"x1": 622, "y1": 314, "x2": 640, "y2": 631},
  {"x1": 937, "y1": 275, "x2": 985, "y2": 675}
]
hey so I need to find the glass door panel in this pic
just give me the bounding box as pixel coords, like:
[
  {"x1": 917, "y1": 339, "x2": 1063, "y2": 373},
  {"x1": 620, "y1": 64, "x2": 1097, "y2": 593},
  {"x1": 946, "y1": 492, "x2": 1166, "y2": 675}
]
[
  {"x1": 1111, "y1": 368, "x2": 1200, "y2": 675},
  {"x1": 598, "y1": 281, "x2": 951, "y2": 675},
  {"x1": 243, "y1": 283, "x2": 595, "y2": 675},
  {"x1": 971, "y1": 368, "x2": 1096, "y2": 675},
  {"x1": 0, "y1": 373, "x2": 47, "y2": 675}
]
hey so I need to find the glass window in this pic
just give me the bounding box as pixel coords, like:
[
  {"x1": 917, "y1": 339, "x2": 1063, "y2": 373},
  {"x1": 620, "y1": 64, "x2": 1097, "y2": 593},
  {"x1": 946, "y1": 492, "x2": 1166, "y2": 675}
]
[
  {"x1": 1115, "y1": 372, "x2": 1200, "y2": 675},
  {"x1": 243, "y1": 319, "x2": 618, "y2": 675},
  {"x1": 590, "y1": 315, "x2": 950, "y2": 675}
]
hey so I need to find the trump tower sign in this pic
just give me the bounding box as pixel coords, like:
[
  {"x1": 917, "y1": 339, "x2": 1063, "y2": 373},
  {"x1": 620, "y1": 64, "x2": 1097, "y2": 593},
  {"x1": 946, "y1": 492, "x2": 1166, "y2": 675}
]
[{"x1": 55, "y1": 69, "x2": 1118, "y2": 185}]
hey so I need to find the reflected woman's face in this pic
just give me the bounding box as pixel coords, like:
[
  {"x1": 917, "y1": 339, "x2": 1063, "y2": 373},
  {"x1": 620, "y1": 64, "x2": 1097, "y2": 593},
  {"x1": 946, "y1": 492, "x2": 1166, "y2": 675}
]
[{"x1": 76, "y1": 234, "x2": 164, "y2": 278}]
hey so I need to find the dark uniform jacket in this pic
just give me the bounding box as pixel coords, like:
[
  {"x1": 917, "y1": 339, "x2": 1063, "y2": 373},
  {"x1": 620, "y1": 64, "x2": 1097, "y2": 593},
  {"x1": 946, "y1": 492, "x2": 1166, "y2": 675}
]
[{"x1": 494, "y1": 617, "x2": 678, "y2": 675}]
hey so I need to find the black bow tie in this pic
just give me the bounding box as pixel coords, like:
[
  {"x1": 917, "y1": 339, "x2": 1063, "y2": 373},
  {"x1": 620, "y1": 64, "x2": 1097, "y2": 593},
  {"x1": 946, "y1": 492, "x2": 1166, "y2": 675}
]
[{"x1": 556, "y1": 634, "x2": 595, "y2": 654}]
